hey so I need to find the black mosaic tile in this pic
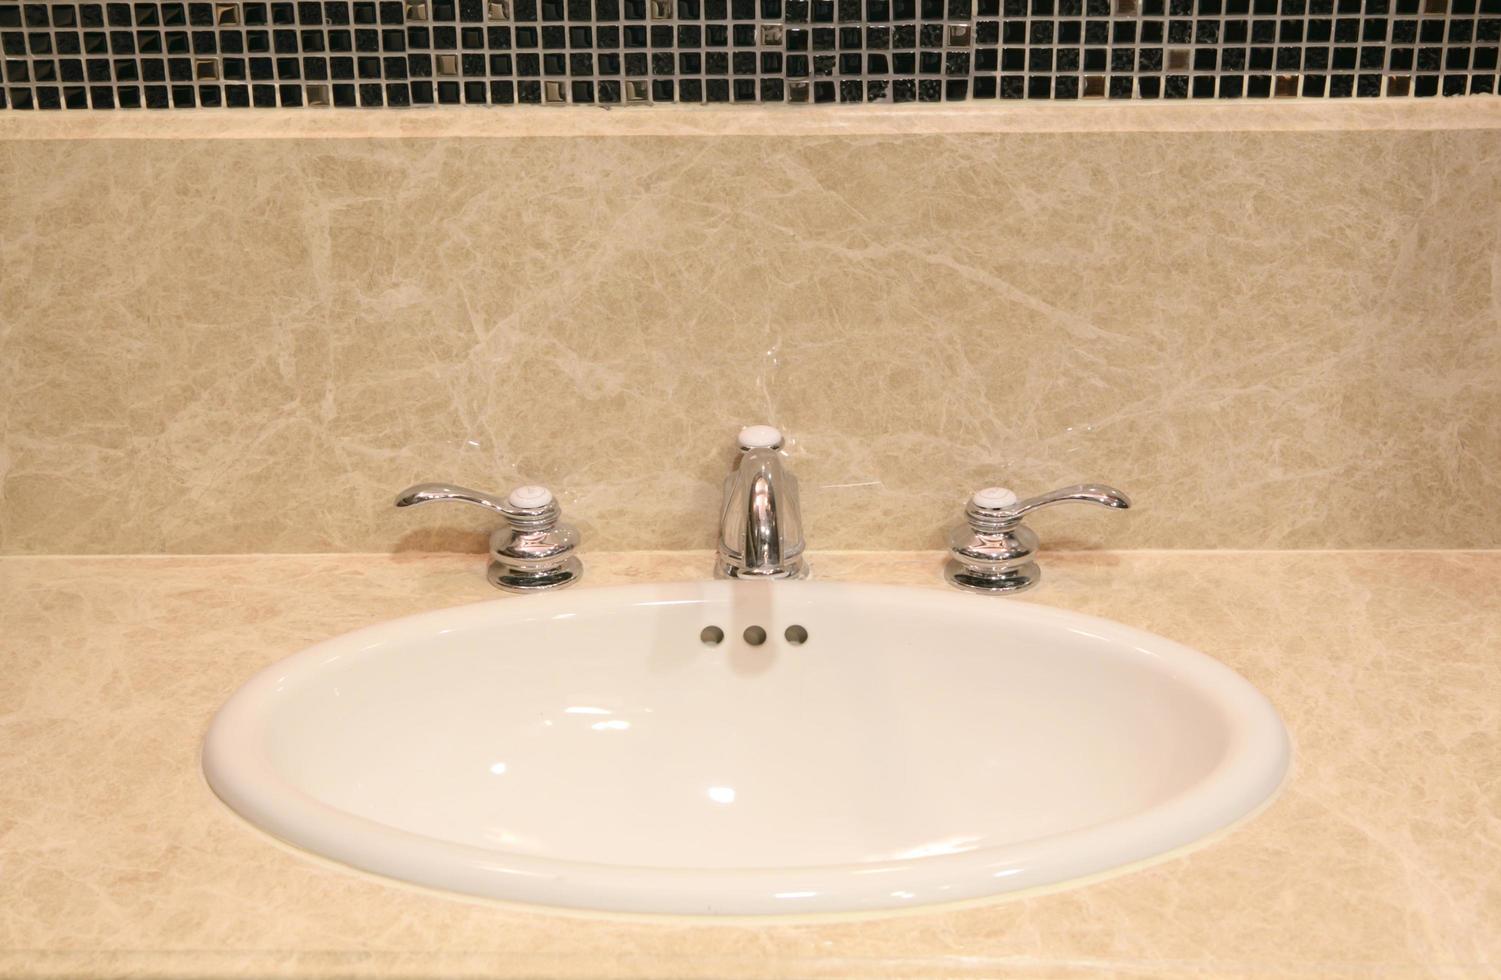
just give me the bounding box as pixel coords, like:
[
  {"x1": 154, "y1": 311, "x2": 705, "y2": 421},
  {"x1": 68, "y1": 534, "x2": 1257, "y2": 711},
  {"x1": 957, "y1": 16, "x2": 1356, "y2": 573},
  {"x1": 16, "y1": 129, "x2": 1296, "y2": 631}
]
[{"x1": 0, "y1": 0, "x2": 1498, "y2": 104}]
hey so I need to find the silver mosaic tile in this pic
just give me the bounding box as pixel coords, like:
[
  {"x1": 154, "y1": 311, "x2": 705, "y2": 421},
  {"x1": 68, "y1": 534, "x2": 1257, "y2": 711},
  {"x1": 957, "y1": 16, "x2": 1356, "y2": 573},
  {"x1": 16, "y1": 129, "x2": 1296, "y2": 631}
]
[{"x1": 0, "y1": 0, "x2": 1497, "y2": 107}]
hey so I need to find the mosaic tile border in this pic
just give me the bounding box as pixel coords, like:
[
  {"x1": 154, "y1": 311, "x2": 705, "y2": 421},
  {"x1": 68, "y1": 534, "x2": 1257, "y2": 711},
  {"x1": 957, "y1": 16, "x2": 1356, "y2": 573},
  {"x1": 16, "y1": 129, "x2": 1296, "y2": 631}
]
[{"x1": 0, "y1": 0, "x2": 1498, "y2": 107}]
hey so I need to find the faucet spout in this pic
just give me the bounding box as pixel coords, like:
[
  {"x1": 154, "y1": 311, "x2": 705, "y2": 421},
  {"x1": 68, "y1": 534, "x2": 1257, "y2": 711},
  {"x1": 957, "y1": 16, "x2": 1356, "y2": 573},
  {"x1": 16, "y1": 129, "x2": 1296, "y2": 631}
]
[{"x1": 716, "y1": 427, "x2": 808, "y2": 580}]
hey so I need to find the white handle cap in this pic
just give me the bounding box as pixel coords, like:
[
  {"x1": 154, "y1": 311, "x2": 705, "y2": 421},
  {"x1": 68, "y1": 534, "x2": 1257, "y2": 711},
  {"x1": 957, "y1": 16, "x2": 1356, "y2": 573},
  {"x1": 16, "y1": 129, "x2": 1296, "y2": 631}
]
[
  {"x1": 737, "y1": 425, "x2": 784, "y2": 450},
  {"x1": 507, "y1": 485, "x2": 554, "y2": 509},
  {"x1": 972, "y1": 487, "x2": 1019, "y2": 510}
]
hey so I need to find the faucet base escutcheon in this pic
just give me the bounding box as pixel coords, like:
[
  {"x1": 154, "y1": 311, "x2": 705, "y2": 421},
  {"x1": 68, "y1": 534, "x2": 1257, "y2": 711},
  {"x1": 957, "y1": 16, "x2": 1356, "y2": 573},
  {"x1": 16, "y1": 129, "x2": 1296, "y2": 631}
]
[
  {"x1": 489, "y1": 555, "x2": 584, "y2": 592},
  {"x1": 713, "y1": 556, "x2": 810, "y2": 581},
  {"x1": 943, "y1": 559, "x2": 1041, "y2": 594}
]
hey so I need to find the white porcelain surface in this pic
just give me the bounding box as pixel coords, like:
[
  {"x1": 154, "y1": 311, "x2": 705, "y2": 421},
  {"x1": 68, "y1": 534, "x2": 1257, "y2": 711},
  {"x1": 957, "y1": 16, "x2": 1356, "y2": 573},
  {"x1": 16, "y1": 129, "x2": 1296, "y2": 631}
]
[{"x1": 203, "y1": 581, "x2": 1289, "y2": 916}]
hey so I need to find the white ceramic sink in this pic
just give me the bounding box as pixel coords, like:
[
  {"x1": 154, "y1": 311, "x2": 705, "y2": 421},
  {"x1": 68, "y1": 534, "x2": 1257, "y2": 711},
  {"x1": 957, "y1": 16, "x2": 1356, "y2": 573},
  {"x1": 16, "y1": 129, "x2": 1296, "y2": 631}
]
[{"x1": 203, "y1": 581, "x2": 1288, "y2": 916}]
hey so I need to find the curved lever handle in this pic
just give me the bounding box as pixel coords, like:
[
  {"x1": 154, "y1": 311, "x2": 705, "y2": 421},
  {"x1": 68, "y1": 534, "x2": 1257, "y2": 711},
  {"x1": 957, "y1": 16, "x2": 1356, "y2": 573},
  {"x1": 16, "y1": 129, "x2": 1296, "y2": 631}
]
[
  {"x1": 969, "y1": 483, "x2": 1131, "y2": 525},
  {"x1": 394, "y1": 482, "x2": 560, "y2": 526},
  {"x1": 1007, "y1": 483, "x2": 1131, "y2": 519},
  {"x1": 394, "y1": 482, "x2": 513, "y2": 516}
]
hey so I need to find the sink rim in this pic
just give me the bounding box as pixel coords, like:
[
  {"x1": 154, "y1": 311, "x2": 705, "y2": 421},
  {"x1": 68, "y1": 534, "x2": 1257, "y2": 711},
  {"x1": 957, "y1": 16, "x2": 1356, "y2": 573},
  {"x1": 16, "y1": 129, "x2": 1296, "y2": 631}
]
[{"x1": 203, "y1": 580, "x2": 1291, "y2": 915}]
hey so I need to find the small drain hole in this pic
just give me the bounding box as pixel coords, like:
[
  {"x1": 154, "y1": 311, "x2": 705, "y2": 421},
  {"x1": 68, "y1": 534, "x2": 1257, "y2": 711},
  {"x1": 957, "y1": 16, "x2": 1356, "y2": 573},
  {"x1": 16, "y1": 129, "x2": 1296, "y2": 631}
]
[
  {"x1": 784, "y1": 624, "x2": 809, "y2": 645},
  {"x1": 743, "y1": 625, "x2": 767, "y2": 646},
  {"x1": 700, "y1": 626, "x2": 725, "y2": 646}
]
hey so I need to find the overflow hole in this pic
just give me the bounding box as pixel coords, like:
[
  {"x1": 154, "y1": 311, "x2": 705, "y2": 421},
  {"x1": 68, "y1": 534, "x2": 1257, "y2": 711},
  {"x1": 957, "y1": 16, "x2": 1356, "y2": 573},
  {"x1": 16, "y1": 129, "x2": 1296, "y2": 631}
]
[
  {"x1": 700, "y1": 626, "x2": 725, "y2": 646},
  {"x1": 743, "y1": 625, "x2": 767, "y2": 646},
  {"x1": 784, "y1": 624, "x2": 809, "y2": 645}
]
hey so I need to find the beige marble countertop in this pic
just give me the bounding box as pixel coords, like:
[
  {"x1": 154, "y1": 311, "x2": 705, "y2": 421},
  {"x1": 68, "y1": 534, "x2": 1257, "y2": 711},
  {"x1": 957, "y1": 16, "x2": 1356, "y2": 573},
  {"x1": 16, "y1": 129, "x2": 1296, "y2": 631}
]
[{"x1": 1, "y1": 550, "x2": 1498, "y2": 978}]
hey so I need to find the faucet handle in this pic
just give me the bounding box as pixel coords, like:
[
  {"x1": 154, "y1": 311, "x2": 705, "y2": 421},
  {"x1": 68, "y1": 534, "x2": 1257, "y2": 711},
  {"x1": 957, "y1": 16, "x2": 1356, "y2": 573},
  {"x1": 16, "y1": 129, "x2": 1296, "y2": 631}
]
[
  {"x1": 945, "y1": 483, "x2": 1130, "y2": 595},
  {"x1": 395, "y1": 482, "x2": 582, "y2": 592},
  {"x1": 395, "y1": 482, "x2": 558, "y2": 522},
  {"x1": 966, "y1": 483, "x2": 1130, "y2": 528}
]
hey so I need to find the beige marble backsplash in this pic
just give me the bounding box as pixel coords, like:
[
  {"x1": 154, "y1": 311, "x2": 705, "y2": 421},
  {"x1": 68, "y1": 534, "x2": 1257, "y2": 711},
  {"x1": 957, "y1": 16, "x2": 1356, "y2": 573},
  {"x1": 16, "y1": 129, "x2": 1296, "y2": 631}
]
[{"x1": 2, "y1": 109, "x2": 1500, "y2": 555}]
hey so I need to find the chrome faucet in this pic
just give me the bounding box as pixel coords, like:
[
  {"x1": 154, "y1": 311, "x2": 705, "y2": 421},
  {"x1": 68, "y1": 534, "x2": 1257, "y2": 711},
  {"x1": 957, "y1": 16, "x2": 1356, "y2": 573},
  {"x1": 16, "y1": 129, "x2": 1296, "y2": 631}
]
[
  {"x1": 715, "y1": 425, "x2": 809, "y2": 580},
  {"x1": 393, "y1": 482, "x2": 582, "y2": 592},
  {"x1": 945, "y1": 484, "x2": 1130, "y2": 594}
]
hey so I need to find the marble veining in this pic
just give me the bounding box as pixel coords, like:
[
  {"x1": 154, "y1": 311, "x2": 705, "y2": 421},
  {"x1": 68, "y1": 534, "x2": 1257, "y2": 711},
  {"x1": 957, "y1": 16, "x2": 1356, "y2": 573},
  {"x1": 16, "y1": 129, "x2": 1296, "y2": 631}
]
[
  {"x1": 4, "y1": 120, "x2": 1501, "y2": 555},
  {"x1": 0, "y1": 550, "x2": 1498, "y2": 977}
]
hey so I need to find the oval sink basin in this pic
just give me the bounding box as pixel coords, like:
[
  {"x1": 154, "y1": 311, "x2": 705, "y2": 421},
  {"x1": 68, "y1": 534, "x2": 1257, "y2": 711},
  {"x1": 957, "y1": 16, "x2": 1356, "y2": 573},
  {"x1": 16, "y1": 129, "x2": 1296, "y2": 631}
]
[{"x1": 204, "y1": 581, "x2": 1288, "y2": 916}]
